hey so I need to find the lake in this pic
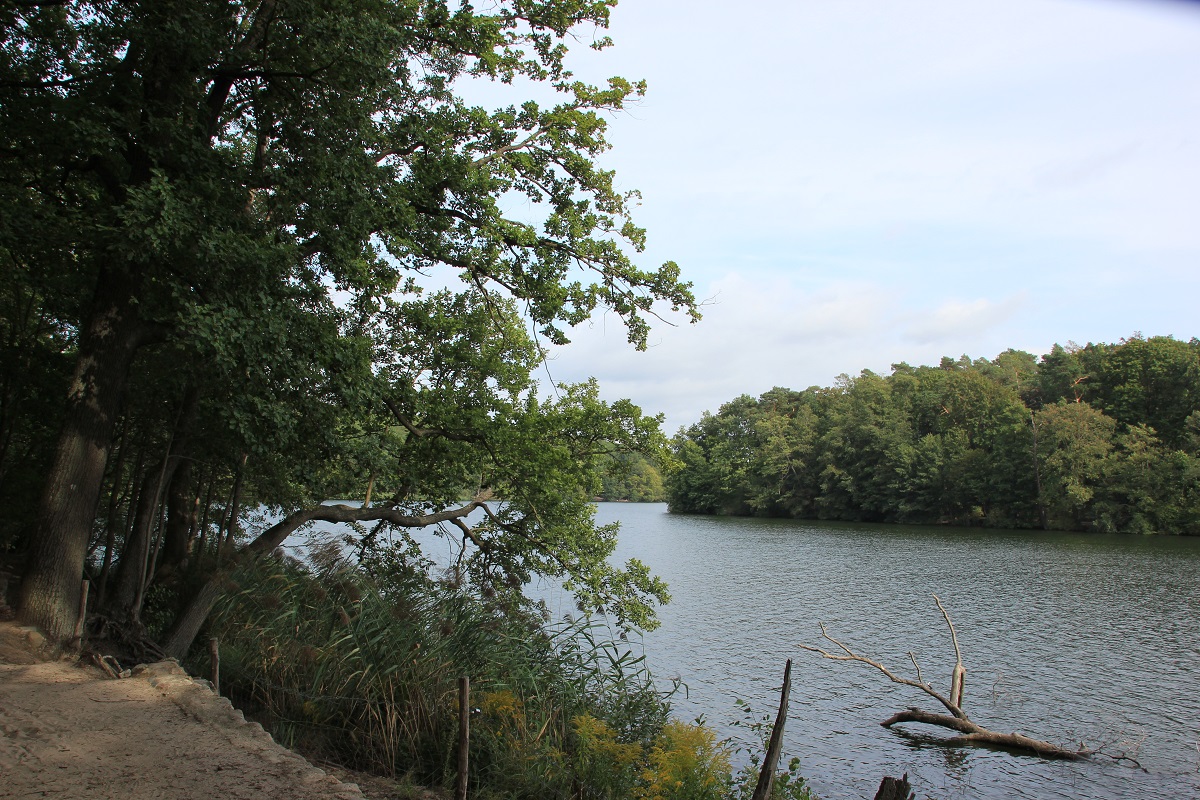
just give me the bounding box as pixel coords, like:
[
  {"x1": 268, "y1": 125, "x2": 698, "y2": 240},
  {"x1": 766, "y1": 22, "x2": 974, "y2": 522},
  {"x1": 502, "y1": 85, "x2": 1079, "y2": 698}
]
[{"x1": 535, "y1": 503, "x2": 1200, "y2": 800}]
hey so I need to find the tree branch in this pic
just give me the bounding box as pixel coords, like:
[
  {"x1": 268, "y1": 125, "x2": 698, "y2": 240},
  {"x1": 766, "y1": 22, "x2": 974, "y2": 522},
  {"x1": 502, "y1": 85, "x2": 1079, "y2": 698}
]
[
  {"x1": 205, "y1": 0, "x2": 279, "y2": 138},
  {"x1": 881, "y1": 708, "x2": 1090, "y2": 760},
  {"x1": 381, "y1": 397, "x2": 483, "y2": 444},
  {"x1": 161, "y1": 499, "x2": 484, "y2": 659},
  {"x1": 798, "y1": 598, "x2": 1107, "y2": 762},
  {"x1": 798, "y1": 621, "x2": 965, "y2": 719},
  {"x1": 471, "y1": 127, "x2": 549, "y2": 167},
  {"x1": 934, "y1": 593, "x2": 966, "y2": 707}
]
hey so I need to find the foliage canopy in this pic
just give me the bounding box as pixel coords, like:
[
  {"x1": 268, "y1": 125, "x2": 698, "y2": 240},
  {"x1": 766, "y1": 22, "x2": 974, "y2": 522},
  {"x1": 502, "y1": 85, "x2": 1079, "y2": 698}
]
[
  {"x1": 1, "y1": 0, "x2": 696, "y2": 641},
  {"x1": 667, "y1": 336, "x2": 1200, "y2": 534}
]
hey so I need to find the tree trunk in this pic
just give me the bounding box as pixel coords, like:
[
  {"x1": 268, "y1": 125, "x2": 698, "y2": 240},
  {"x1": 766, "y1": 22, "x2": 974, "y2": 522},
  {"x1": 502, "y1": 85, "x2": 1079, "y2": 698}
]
[
  {"x1": 18, "y1": 277, "x2": 148, "y2": 641},
  {"x1": 751, "y1": 659, "x2": 792, "y2": 800},
  {"x1": 879, "y1": 708, "x2": 1088, "y2": 760},
  {"x1": 801, "y1": 598, "x2": 1093, "y2": 762},
  {"x1": 99, "y1": 447, "x2": 145, "y2": 609},
  {"x1": 216, "y1": 453, "x2": 247, "y2": 563},
  {"x1": 156, "y1": 456, "x2": 194, "y2": 579},
  {"x1": 162, "y1": 577, "x2": 226, "y2": 661},
  {"x1": 109, "y1": 454, "x2": 177, "y2": 618},
  {"x1": 96, "y1": 439, "x2": 138, "y2": 608},
  {"x1": 192, "y1": 471, "x2": 216, "y2": 574}
]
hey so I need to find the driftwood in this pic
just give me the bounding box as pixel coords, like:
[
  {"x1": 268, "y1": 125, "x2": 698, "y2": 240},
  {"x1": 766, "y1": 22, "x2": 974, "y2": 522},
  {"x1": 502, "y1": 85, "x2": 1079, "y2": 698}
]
[
  {"x1": 751, "y1": 659, "x2": 792, "y2": 800},
  {"x1": 798, "y1": 595, "x2": 1092, "y2": 761}
]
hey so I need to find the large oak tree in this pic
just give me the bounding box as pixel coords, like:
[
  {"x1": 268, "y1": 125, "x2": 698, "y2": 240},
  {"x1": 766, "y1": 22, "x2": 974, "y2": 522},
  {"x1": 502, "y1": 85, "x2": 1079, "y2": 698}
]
[{"x1": 2, "y1": 1, "x2": 695, "y2": 640}]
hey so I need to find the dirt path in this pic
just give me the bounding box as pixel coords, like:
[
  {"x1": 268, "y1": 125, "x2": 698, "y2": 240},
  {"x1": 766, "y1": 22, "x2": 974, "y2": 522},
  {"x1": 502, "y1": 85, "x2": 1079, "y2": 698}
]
[{"x1": 0, "y1": 621, "x2": 365, "y2": 800}]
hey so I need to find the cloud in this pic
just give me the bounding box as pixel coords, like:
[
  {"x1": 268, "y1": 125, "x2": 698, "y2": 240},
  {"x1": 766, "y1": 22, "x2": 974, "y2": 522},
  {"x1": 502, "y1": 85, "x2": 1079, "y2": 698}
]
[
  {"x1": 475, "y1": 0, "x2": 1200, "y2": 433},
  {"x1": 545, "y1": 275, "x2": 1049, "y2": 433},
  {"x1": 545, "y1": 272, "x2": 914, "y2": 431},
  {"x1": 903, "y1": 294, "x2": 1029, "y2": 345}
]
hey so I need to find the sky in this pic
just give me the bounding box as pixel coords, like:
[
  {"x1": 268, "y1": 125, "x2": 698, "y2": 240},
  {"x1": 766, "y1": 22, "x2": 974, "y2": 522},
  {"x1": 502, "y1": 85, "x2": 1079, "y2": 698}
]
[{"x1": 491, "y1": 0, "x2": 1200, "y2": 434}]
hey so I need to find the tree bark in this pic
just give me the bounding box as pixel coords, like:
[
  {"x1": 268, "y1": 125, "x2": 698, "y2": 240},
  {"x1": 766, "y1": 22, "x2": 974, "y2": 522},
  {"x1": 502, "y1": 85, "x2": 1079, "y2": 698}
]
[{"x1": 18, "y1": 276, "x2": 148, "y2": 640}]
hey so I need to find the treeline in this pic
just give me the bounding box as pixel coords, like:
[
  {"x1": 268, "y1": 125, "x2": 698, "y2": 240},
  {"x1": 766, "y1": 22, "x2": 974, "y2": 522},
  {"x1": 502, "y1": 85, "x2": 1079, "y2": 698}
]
[
  {"x1": 598, "y1": 450, "x2": 667, "y2": 502},
  {"x1": 666, "y1": 335, "x2": 1200, "y2": 534}
]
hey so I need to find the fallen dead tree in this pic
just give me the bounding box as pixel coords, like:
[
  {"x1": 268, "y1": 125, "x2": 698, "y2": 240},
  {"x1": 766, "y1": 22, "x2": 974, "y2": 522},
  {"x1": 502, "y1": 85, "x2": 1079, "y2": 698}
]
[{"x1": 798, "y1": 595, "x2": 1092, "y2": 761}]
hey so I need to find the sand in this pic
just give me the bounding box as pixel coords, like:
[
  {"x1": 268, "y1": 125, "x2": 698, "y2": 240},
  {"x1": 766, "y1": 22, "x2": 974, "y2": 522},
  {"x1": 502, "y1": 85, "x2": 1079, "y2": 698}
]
[{"x1": 0, "y1": 619, "x2": 366, "y2": 800}]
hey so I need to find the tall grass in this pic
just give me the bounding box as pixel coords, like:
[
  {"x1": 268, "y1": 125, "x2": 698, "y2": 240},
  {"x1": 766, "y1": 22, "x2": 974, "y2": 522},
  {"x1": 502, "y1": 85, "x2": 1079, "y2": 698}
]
[{"x1": 196, "y1": 544, "x2": 813, "y2": 799}]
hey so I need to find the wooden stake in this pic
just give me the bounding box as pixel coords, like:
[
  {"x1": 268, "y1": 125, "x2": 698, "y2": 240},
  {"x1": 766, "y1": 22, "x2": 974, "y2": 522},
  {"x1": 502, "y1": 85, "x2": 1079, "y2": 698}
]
[
  {"x1": 209, "y1": 637, "x2": 220, "y2": 695},
  {"x1": 874, "y1": 773, "x2": 915, "y2": 800},
  {"x1": 751, "y1": 659, "x2": 792, "y2": 800},
  {"x1": 456, "y1": 675, "x2": 469, "y2": 800},
  {"x1": 363, "y1": 470, "x2": 375, "y2": 509},
  {"x1": 71, "y1": 579, "x2": 90, "y2": 647}
]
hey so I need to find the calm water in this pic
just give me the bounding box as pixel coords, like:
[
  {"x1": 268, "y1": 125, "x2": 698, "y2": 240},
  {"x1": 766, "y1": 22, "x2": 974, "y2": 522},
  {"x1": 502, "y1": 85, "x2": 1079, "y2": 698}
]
[{"x1": 553, "y1": 503, "x2": 1200, "y2": 800}]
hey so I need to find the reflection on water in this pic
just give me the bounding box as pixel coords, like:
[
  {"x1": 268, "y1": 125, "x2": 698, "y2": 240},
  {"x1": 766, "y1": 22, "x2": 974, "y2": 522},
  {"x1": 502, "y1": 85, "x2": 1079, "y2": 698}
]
[{"x1": 552, "y1": 503, "x2": 1200, "y2": 800}]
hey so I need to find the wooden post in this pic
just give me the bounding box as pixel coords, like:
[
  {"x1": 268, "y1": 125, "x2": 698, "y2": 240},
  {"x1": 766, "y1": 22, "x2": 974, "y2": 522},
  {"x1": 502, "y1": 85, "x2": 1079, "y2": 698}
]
[
  {"x1": 71, "y1": 579, "x2": 90, "y2": 647},
  {"x1": 209, "y1": 637, "x2": 220, "y2": 695},
  {"x1": 751, "y1": 658, "x2": 792, "y2": 800},
  {"x1": 873, "y1": 773, "x2": 915, "y2": 800},
  {"x1": 456, "y1": 675, "x2": 470, "y2": 800}
]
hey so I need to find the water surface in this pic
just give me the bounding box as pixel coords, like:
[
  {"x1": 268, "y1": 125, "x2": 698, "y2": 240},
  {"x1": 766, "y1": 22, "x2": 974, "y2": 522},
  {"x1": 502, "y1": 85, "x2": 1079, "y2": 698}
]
[{"x1": 556, "y1": 503, "x2": 1200, "y2": 800}]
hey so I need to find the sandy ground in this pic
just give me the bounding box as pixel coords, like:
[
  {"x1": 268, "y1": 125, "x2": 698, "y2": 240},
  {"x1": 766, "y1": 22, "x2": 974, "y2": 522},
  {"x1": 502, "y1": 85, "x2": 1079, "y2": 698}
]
[{"x1": 0, "y1": 619, "x2": 369, "y2": 800}]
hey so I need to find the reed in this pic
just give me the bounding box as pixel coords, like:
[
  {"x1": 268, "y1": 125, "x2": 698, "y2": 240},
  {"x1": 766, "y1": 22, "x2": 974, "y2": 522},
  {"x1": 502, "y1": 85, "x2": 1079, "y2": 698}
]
[{"x1": 197, "y1": 549, "x2": 812, "y2": 799}]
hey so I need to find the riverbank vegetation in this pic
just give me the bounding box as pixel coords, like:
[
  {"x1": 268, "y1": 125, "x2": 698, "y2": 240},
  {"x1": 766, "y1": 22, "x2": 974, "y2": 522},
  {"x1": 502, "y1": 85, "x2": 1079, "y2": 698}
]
[
  {"x1": 667, "y1": 335, "x2": 1200, "y2": 533},
  {"x1": 190, "y1": 542, "x2": 813, "y2": 799}
]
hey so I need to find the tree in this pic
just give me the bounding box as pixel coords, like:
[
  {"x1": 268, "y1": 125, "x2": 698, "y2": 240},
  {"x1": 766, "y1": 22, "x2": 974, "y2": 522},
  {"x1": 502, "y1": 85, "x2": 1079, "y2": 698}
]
[
  {"x1": 598, "y1": 449, "x2": 666, "y2": 502},
  {"x1": 749, "y1": 389, "x2": 819, "y2": 517},
  {"x1": 665, "y1": 398, "x2": 763, "y2": 516},
  {"x1": 1087, "y1": 335, "x2": 1200, "y2": 449},
  {"x1": 3, "y1": 1, "x2": 696, "y2": 640},
  {"x1": 1030, "y1": 401, "x2": 1116, "y2": 530},
  {"x1": 815, "y1": 371, "x2": 910, "y2": 522},
  {"x1": 1037, "y1": 343, "x2": 1090, "y2": 406},
  {"x1": 1092, "y1": 424, "x2": 1200, "y2": 534},
  {"x1": 665, "y1": 338, "x2": 1197, "y2": 533}
]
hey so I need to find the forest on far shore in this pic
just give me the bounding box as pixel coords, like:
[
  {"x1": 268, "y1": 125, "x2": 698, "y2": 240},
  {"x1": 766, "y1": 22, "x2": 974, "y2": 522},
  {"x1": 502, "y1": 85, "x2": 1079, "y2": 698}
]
[{"x1": 666, "y1": 335, "x2": 1200, "y2": 534}]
